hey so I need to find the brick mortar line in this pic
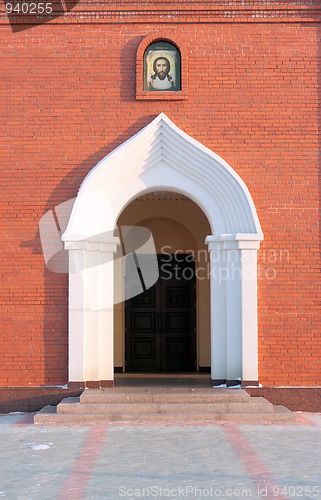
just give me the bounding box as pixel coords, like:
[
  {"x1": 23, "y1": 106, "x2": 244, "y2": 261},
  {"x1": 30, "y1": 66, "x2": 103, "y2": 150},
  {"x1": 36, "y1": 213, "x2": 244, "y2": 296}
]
[
  {"x1": 1, "y1": 18, "x2": 321, "y2": 26},
  {"x1": 2, "y1": 9, "x2": 321, "y2": 13},
  {"x1": 11, "y1": 1, "x2": 319, "y2": 5},
  {"x1": 1, "y1": 3, "x2": 321, "y2": 10},
  {"x1": 1, "y1": 9, "x2": 321, "y2": 25},
  {"x1": 2, "y1": 7, "x2": 321, "y2": 10}
]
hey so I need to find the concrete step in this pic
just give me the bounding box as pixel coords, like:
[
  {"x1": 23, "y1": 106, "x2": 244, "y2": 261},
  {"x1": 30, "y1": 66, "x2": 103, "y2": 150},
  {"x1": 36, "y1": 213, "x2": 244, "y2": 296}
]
[
  {"x1": 34, "y1": 404, "x2": 296, "y2": 425},
  {"x1": 80, "y1": 388, "x2": 251, "y2": 404},
  {"x1": 57, "y1": 396, "x2": 273, "y2": 414},
  {"x1": 34, "y1": 387, "x2": 296, "y2": 425}
]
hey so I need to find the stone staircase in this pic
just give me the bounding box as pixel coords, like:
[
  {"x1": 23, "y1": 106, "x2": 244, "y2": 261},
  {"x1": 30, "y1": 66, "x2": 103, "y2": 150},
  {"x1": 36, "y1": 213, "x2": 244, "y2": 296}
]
[{"x1": 34, "y1": 387, "x2": 296, "y2": 424}]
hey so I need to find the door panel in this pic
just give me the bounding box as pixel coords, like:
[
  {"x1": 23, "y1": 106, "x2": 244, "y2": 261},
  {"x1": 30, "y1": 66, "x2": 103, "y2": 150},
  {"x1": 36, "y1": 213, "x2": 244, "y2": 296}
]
[
  {"x1": 166, "y1": 287, "x2": 190, "y2": 307},
  {"x1": 126, "y1": 287, "x2": 161, "y2": 372},
  {"x1": 125, "y1": 255, "x2": 196, "y2": 372},
  {"x1": 132, "y1": 313, "x2": 155, "y2": 332}
]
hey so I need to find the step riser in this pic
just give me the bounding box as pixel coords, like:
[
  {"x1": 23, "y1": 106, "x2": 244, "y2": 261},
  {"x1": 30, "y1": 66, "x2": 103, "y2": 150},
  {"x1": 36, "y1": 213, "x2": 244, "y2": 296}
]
[
  {"x1": 58, "y1": 402, "x2": 273, "y2": 415},
  {"x1": 80, "y1": 396, "x2": 250, "y2": 404},
  {"x1": 35, "y1": 412, "x2": 296, "y2": 425},
  {"x1": 80, "y1": 394, "x2": 251, "y2": 404},
  {"x1": 35, "y1": 389, "x2": 295, "y2": 425}
]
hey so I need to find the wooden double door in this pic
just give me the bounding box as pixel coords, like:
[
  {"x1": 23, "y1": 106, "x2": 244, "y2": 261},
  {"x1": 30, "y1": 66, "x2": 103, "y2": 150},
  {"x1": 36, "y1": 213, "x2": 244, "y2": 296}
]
[{"x1": 125, "y1": 255, "x2": 196, "y2": 372}]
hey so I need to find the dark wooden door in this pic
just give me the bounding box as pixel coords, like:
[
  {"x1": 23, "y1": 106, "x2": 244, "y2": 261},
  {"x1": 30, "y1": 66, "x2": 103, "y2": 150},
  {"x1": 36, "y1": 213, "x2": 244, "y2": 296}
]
[{"x1": 125, "y1": 255, "x2": 196, "y2": 372}]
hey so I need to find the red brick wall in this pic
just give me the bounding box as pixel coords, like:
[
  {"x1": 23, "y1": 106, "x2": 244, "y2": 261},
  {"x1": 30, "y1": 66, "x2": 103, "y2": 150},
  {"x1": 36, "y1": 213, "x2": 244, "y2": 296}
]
[{"x1": 0, "y1": 1, "x2": 320, "y2": 385}]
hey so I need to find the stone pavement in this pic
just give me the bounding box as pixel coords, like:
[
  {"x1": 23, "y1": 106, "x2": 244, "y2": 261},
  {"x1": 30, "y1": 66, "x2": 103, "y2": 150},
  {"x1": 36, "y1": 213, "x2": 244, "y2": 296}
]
[{"x1": 0, "y1": 412, "x2": 321, "y2": 499}]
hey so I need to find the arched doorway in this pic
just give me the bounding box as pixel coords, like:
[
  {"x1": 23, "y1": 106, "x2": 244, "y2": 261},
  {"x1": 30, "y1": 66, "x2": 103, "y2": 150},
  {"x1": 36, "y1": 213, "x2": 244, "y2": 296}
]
[
  {"x1": 62, "y1": 113, "x2": 263, "y2": 387},
  {"x1": 114, "y1": 192, "x2": 212, "y2": 374}
]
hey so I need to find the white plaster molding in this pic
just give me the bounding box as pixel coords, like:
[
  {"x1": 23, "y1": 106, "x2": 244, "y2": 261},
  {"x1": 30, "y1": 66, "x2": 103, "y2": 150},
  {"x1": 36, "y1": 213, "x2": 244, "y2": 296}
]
[
  {"x1": 206, "y1": 233, "x2": 263, "y2": 249},
  {"x1": 68, "y1": 247, "x2": 116, "y2": 383},
  {"x1": 63, "y1": 237, "x2": 120, "y2": 252},
  {"x1": 206, "y1": 232, "x2": 262, "y2": 382},
  {"x1": 241, "y1": 247, "x2": 259, "y2": 382},
  {"x1": 63, "y1": 113, "x2": 263, "y2": 240},
  {"x1": 65, "y1": 114, "x2": 264, "y2": 385},
  {"x1": 207, "y1": 242, "x2": 227, "y2": 381}
]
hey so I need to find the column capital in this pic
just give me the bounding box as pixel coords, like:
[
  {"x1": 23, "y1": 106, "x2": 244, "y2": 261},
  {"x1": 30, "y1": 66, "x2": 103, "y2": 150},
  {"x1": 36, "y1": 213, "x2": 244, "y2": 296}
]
[
  {"x1": 205, "y1": 236, "x2": 224, "y2": 252},
  {"x1": 63, "y1": 235, "x2": 120, "y2": 252},
  {"x1": 206, "y1": 233, "x2": 263, "y2": 251}
]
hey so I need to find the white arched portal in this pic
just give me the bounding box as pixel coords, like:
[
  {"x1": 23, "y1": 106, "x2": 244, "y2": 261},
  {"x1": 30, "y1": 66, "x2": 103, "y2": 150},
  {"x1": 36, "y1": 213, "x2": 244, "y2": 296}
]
[{"x1": 63, "y1": 113, "x2": 263, "y2": 387}]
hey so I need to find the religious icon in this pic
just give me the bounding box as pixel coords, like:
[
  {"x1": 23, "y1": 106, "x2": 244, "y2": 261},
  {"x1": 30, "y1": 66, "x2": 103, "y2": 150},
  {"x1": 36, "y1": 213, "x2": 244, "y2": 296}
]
[{"x1": 144, "y1": 42, "x2": 181, "y2": 92}]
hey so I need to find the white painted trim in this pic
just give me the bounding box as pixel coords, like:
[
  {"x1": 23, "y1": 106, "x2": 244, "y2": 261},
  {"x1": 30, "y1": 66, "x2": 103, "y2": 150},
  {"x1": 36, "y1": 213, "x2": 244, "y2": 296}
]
[
  {"x1": 64, "y1": 114, "x2": 263, "y2": 385},
  {"x1": 63, "y1": 113, "x2": 263, "y2": 240},
  {"x1": 206, "y1": 234, "x2": 262, "y2": 382}
]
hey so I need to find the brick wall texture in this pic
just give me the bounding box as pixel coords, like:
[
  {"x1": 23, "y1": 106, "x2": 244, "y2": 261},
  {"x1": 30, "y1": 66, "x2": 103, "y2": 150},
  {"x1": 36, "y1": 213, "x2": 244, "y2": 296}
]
[{"x1": 0, "y1": 1, "x2": 320, "y2": 386}]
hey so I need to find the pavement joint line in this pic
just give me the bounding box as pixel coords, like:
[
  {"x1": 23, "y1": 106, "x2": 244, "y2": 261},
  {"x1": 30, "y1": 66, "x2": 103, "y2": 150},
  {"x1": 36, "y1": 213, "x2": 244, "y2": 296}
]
[
  {"x1": 223, "y1": 423, "x2": 290, "y2": 500},
  {"x1": 33, "y1": 416, "x2": 317, "y2": 428},
  {"x1": 56, "y1": 424, "x2": 108, "y2": 500}
]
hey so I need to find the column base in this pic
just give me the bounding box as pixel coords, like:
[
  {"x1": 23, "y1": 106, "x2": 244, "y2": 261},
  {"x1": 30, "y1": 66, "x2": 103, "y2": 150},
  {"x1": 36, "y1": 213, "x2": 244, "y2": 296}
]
[
  {"x1": 68, "y1": 380, "x2": 114, "y2": 389},
  {"x1": 212, "y1": 379, "x2": 259, "y2": 388},
  {"x1": 241, "y1": 380, "x2": 260, "y2": 387},
  {"x1": 212, "y1": 379, "x2": 226, "y2": 387}
]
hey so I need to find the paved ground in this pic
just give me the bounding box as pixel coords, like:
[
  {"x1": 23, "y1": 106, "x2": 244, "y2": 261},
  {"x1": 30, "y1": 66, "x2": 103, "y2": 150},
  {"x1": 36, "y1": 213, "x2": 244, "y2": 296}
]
[{"x1": 1, "y1": 412, "x2": 321, "y2": 499}]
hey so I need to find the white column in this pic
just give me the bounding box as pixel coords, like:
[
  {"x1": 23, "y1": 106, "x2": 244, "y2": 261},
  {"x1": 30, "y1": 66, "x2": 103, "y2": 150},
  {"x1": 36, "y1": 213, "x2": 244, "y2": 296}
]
[
  {"x1": 65, "y1": 237, "x2": 119, "y2": 386},
  {"x1": 206, "y1": 233, "x2": 262, "y2": 385},
  {"x1": 224, "y1": 239, "x2": 243, "y2": 383},
  {"x1": 224, "y1": 234, "x2": 262, "y2": 384},
  {"x1": 239, "y1": 240, "x2": 260, "y2": 383},
  {"x1": 97, "y1": 248, "x2": 117, "y2": 383},
  {"x1": 68, "y1": 248, "x2": 86, "y2": 382},
  {"x1": 206, "y1": 237, "x2": 227, "y2": 383}
]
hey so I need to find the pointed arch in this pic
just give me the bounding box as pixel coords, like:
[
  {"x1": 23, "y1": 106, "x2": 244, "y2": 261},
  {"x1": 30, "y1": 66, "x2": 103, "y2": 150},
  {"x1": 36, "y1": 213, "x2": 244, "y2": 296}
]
[
  {"x1": 63, "y1": 113, "x2": 263, "y2": 388},
  {"x1": 63, "y1": 113, "x2": 262, "y2": 242}
]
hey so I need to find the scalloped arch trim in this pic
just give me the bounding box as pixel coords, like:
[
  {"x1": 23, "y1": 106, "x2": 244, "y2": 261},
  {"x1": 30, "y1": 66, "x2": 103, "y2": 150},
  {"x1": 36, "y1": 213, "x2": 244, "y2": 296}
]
[{"x1": 63, "y1": 113, "x2": 262, "y2": 241}]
